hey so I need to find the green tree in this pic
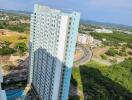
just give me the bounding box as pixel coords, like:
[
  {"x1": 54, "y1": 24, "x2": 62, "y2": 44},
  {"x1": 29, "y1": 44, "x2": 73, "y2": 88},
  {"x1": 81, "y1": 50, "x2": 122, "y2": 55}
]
[
  {"x1": 105, "y1": 48, "x2": 118, "y2": 56},
  {"x1": 15, "y1": 42, "x2": 27, "y2": 54},
  {"x1": 0, "y1": 47, "x2": 16, "y2": 55},
  {"x1": 100, "y1": 54, "x2": 107, "y2": 60}
]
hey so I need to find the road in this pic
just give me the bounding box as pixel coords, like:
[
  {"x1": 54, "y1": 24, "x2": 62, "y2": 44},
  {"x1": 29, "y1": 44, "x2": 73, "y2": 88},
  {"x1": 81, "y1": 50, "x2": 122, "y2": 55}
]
[{"x1": 74, "y1": 45, "x2": 92, "y2": 67}]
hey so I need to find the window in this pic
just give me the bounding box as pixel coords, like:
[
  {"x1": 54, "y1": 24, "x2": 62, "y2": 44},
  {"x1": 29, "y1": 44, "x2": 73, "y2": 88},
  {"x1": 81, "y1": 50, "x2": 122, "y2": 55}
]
[{"x1": 58, "y1": 21, "x2": 61, "y2": 24}]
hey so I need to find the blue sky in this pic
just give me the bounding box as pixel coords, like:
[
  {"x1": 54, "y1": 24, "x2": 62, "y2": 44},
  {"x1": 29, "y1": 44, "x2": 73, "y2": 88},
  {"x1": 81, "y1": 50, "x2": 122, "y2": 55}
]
[{"x1": 0, "y1": 0, "x2": 132, "y2": 26}]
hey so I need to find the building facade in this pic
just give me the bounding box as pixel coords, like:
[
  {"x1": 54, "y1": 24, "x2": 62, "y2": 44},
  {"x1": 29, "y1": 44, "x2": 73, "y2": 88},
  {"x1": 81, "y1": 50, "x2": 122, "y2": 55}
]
[
  {"x1": 0, "y1": 67, "x2": 7, "y2": 100},
  {"x1": 29, "y1": 4, "x2": 80, "y2": 100}
]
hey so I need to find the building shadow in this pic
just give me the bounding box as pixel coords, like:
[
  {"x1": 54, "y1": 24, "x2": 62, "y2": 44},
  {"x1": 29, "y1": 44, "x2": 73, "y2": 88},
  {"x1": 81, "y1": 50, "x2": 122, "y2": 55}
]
[
  {"x1": 69, "y1": 75, "x2": 80, "y2": 100},
  {"x1": 1, "y1": 57, "x2": 29, "y2": 100},
  {"x1": 2, "y1": 57, "x2": 29, "y2": 89},
  {"x1": 79, "y1": 65, "x2": 132, "y2": 100}
]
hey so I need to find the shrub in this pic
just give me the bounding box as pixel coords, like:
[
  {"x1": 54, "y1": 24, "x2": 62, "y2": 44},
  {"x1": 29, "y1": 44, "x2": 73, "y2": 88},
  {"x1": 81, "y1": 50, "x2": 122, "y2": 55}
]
[
  {"x1": 128, "y1": 51, "x2": 132, "y2": 55},
  {"x1": 109, "y1": 58, "x2": 117, "y2": 63},
  {"x1": 2, "y1": 65, "x2": 15, "y2": 71},
  {"x1": 105, "y1": 48, "x2": 118, "y2": 56},
  {"x1": 18, "y1": 36, "x2": 27, "y2": 40},
  {"x1": 127, "y1": 57, "x2": 132, "y2": 60},
  {"x1": 101, "y1": 54, "x2": 107, "y2": 60},
  {"x1": 15, "y1": 42, "x2": 28, "y2": 54},
  {"x1": 0, "y1": 47, "x2": 16, "y2": 55},
  {"x1": 128, "y1": 44, "x2": 132, "y2": 49},
  {"x1": 118, "y1": 51, "x2": 128, "y2": 56}
]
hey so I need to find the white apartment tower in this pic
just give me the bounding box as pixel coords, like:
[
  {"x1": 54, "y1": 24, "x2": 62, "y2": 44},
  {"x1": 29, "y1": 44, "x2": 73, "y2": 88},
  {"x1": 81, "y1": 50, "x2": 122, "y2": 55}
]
[
  {"x1": 0, "y1": 68, "x2": 7, "y2": 100},
  {"x1": 29, "y1": 4, "x2": 80, "y2": 100}
]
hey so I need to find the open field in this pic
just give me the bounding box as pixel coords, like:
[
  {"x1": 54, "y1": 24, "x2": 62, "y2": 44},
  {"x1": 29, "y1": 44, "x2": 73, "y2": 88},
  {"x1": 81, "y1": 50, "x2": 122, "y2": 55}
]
[
  {"x1": 0, "y1": 29, "x2": 29, "y2": 44},
  {"x1": 92, "y1": 46, "x2": 109, "y2": 58},
  {"x1": 92, "y1": 45, "x2": 132, "y2": 64},
  {"x1": 0, "y1": 29, "x2": 29, "y2": 72}
]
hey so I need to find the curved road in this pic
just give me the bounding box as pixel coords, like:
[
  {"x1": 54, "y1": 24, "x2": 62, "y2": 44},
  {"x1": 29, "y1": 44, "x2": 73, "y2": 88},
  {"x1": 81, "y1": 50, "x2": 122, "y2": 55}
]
[{"x1": 74, "y1": 45, "x2": 92, "y2": 67}]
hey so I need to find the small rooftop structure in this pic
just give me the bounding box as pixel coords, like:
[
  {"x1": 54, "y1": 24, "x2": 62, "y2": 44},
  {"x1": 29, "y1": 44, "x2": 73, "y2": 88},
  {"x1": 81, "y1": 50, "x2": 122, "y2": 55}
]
[
  {"x1": 34, "y1": 4, "x2": 79, "y2": 15},
  {"x1": 34, "y1": 4, "x2": 61, "y2": 13}
]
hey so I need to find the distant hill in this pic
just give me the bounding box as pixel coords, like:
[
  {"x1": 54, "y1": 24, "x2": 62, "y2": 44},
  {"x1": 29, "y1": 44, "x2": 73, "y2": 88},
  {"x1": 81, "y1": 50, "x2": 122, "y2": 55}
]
[
  {"x1": 1, "y1": 9, "x2": 132, "y2": 31},
  {"x1": 80, "y1": 20, "x2": 132, "y2": 32},
  {"x1": 0, "y1": 9, "x2": 31, "y2": 16}
]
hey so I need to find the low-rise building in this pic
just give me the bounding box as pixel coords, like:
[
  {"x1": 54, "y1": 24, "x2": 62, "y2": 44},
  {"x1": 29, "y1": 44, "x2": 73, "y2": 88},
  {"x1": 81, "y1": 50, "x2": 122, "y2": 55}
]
[
  {"x1": 77, "y1": 33, "x2": 94, "y2": 45},
  {"x1": 91, "y1": 39, "x2": 102, "y2": 48},
  {"x1": 9, "y1": 20, "x2": 20, "y2": 25},
  {"x1": 20, "y1": 19, "x2": 30, "y2": 24},
  {"x1": 95, "y1": 28, "x2": 113, "y2": 33},
  {"x1": 77, "y1": 33, "x2": 102, "y2": 48},
  {"x1": 0, "y1": 16, "x2": 9, "y2": 21}
]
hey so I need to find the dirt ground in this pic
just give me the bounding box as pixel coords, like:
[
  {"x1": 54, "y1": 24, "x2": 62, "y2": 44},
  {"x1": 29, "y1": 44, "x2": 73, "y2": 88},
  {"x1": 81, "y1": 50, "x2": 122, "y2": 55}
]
[
  {"x1": 0, "y1": 29, "x2": 21, "y2": 36},
  {"x1": 74, "y1": 49, "x2": 84, "y2": 61},
  {"x1": 1, "y1": 52, "x2": 29, "y2": 76},
  {"x1": 92, "y1": 46, "x2": 109, "y2": 58},
  {"x1": 92, "y1": 46, "x2": 132, "y2": 64},
  {"x1": 0, "y1": 29, "x2": 29, "y2": 44}
]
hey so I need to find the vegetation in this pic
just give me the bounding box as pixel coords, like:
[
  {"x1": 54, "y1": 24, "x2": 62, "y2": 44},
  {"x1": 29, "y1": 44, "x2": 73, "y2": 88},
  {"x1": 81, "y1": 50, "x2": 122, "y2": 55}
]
[
  {"x1": 0, "y1": 21, "x2": 6, "y2": 29},
  {"x1": 118, "y1": 51, "x2": 128, "y2": 56},
  {"x1": 0, "y1": 47, "x2": 16, "y2": 55},
  {"x1": 7, "y1": 24, "x2": 29, "y2": 33},
  {"x1": 128, "y1": 51, "x2": 132, "y2": 55},
  {"x1": 109, "y1": 58, "x2": 117, "y2": 64},
  {"x1": 0, "y1": 34, "x2": 29, "y2": 44},
  {"x1": 100, "y1": 54, "x2": 107, "y2": 60},
  {"x1": 69, "y1": 96, "x2": 80, "y2": 100},
  {"x1": 128, "y1": 44, "x2": 132, "y2": 49},
  {"x1": 18, "y1": 36, "x2": 27, "y2": 40},
  {"x1": 0, "y1": 21, "x2": 29, "y2": 33},
  {"x1": 0, "y1": 14, "x2": 29, "y2": 56},
  {"x1": 105, "y1": 48, "x2": 118, "y2": 56},
  {"x1": 15, "y1": 42, "x2": 28, "y2": 54},
  {"x1": 2, "y1": 65, "x2": 16, "y2": 71},
  {"x1": 0, "y1": 41, "x2": 27, "y2": 55},
  {"x1": 70, "y1": 67, "x2": 84, "y2": 100},
  {"x1": 90, "y1": 32, "x2": 132, "y2": 44},
  {"x1": 127, "y1": 57, "x2": 132, "y2": 60},
  {"x1": 78, "y1": 24, "x2": 101, "y2": 33},
  {"x1": 72, "y1": 60, "x2": 132, "y2": 100}
]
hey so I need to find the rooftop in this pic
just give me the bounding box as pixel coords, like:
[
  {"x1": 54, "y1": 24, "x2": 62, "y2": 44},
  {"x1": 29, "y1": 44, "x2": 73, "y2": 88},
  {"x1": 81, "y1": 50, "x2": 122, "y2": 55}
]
[{"x1": 34, "y1": 4, "x2": 80, "y2": 15}]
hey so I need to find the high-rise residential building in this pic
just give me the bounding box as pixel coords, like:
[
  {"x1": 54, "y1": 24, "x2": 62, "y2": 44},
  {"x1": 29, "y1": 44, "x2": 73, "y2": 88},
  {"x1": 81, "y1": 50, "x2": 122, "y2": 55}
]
[
  {"x1": 29, "y1": 4, "x2": 80, "y2": 100},
  {"x1": 0, "y1": 68, "x2": 7, "y2": 100}
]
